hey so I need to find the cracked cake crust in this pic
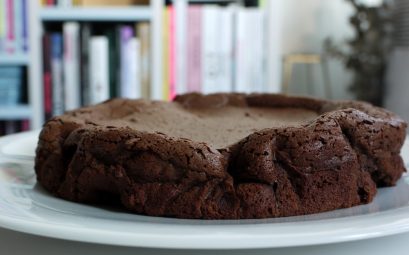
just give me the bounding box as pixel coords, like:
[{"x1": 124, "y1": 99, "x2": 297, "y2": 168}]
[{"x1": 35, "y1": 93, "x2": 407, "y2": 219}]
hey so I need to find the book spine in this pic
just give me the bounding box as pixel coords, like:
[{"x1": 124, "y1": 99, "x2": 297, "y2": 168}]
[
  {"x1": 21, "y1": 119, "x2": 30, "y2": 131},
  {"x1": 169, "y1": 6, "x2": 176, "y2": 99},
  {"x1": 104, "y1": 25, "x2": 118, "y2": 99},
  {"x1": 89, "y1": 36, "x2": 110, "y2": 104},
  {"x1": 80, "y1": 23, "x2": 91, "y2": 106},
  {"x1": 42, "y1": 34, "x2": 53, "y2": 120},
  {"x1": 201, "y1": 6, "x2": 221, "y2": 94},
  {"x1": 0, "y1": 74, "x2": 21, "y2": 105},
  {"x1": 13, "y1": 0, "x2": 21, "y2": 53},
  {"x1": 174, "y1": 0, "x2": 187, "y2": 95},
  {"x1": 0, "y1": 0, "x2": 5, "y2": 52},
  {"x1": 51, "y1": 33, "x2": 64, "y2": 116},
  {"x1": 162, "y1": 8, "x2": 170, "y2": 100},
  {"x1": 186, "y1": 6, "x2": 202, "y2": 93},
  {"x1": 234, "y1": 9, "x2": 246, "y2": 93},
  {"x1": 137, "y1": 22, "x2": 151, "y2": 99},
  {"x1": 119, "y1": 25, "x2": 136, "y2": 98},
  {"x1": 63, "y1": 22, "x2": 81, "y2": 110},
  {"x1": 46, "y1": 0, "x2": 55, "y2": 6},
  {"x1": 5, "y1": 0, "x2": 14, "y2": 53},
  {"x1": 127, "y1": 37, "x2": 141, "y2": 98},
  {"x1": 21, "y1": 0, "x2": 28, "y2": 52},
  {"x1": 248, "y1": 9, "x2": 265, "y2": 92},
  {"x1": 219, "y1": 8, "x2": 234, "y2": 92}
]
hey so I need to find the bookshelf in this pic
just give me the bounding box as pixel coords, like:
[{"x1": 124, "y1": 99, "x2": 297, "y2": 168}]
[
  {"x1": 0, "y1": 105, "x2": 32, "y2": 120},
  {"x1": 0, "y1": 54, "x2": 30, "y2": 65},
  {"x1": 39, "y1": 7, "x2": 152, "y2": 21},
  {"x1": 21, "y1": 0, "x2": 280, "y2": 130}
]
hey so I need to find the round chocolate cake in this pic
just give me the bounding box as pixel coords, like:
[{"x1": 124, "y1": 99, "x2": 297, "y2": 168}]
[{"x1": 35, "y1": 93, "x2": 407, "y2": 219}]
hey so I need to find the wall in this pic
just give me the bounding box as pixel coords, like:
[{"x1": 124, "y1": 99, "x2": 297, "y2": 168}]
[{"x1": 278, "y1": 0, "x2": 355, "y2": 100}]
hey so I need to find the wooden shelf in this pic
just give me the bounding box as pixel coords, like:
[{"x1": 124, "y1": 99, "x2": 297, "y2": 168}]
[
  {"x1": 39, "y1": 7, "x2": 152, "y2": 22},
  {"x1": 0, "y1": 105, "x2": 32, "y2": 120},
  {"x1": 0, "y1": 54, "x2": 29, "y2": 66}
]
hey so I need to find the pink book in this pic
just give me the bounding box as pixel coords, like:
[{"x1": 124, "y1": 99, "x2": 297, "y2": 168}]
[
  {"x1": 5, "y1": 0, "x2": 14, "y2": 53},
  {"x1": 169, "y1": 6, "x2": 176, "y2": 100},
  {"x1": 187, "y1": 6, "x2": 202, "y2": 93}
]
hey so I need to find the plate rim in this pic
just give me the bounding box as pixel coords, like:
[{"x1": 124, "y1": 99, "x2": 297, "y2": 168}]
[{"x1": 0, "y1": 131, "x2": 408, "y2": 249}]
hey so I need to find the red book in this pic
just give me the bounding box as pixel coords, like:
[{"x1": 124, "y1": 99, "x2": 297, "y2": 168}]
[
  {"x1": 5, "y1": 0, "x2": 14, "y2": 53},
  {"x1": 46, "y1": 0, "x2": 55, "y2": 6},
  {"x1": 42, "y1": 34, "x2": 53, "y2": 120}
]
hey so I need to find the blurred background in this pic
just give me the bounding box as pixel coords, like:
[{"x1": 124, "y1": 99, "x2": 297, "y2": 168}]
[{"x1": 0, "y1": 0, "x2": 408, "y2": 136}]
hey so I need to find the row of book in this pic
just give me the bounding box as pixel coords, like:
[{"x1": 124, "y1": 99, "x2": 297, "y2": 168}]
[
  {"x1": 41, "y1": 0, "x2": 149, "y2": 7},
  {"x1": 0, "y1": 120, "x2": 29, "y2": 136},
  {"x1": 42, "y1": 22, "x2": 151, "y2": 119},
  {"x1": 0, "y1": 0, "x2": 29, "y2": 55},
  {"x1": 160, "y1": 5, "x2": 266, "y2": 99},
  {"x1": 41, "y1": 4, "x2": 268, "y2": 119},
  {"x1": 0, "y1": 67, "x2": 24, "y2": 105}
]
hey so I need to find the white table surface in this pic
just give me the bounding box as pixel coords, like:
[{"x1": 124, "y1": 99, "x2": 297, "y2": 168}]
[{"x1": 1, "y1": 226, "x2": 408, "y2": 255}]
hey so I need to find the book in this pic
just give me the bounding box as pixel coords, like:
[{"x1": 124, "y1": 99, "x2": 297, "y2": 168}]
[
  {"x1": 162, "y1": 8, "x2": 170, "y2": 100},
  {"x1": 80, "y1": 23, "x2": 92, "y2": 106},
  {"x1": 119, "y1": 26, "x2": 139, "y2": 98},
  {"x1": 5, "y1": 0, "x2": 14, "y2": 53},
  {"x1": 174, "y1": 0, "x2": 187, "y2": 95},
  {"x1": 0, "y1": 0, "x2": 5, "y2": 52},
  {"x1": 46, "y1": 0, "x2": 55, "y2": 6},
  {"x1": 126, "y1": 37, "x2": 141, "y2": 98},
  {"x1": 89, "y1": 36, "x2": 110, "y2": 104},
  {"x1": 201, "y1": 5, "x2": 222, "y2": 94},
  {"x1": 63, "y1": 22, "x2": 81, "y2": 110},
  {"x1": 13, "y1": 0, "x2": 21, "y2": 53},
  {"x1": 0, "y1": 66, "x2": 22, "y2": 77},
  {"x1": 58, "y1": 0, "x2": 73, "y2": 7},
  {"x1": 218, "y1": 7, "x2": 234, "y2": 92},
  {"x1": 169, "y1": 6, "x2": 176, "y2": 99},
  {"x1": 234, "y1": 8, "x2": 265, "y2": 93},
  {"x1": 51, "y1": 33, "x2": 64, "y2": 116},
  {"x1": 186, "y1": 5, "x2": 202, "y2": 93},
  {"x1": 104, "y1": 25, "x2": 119, "y2": 99},
  {"x1": 0, "y1": 77, "x2": 21, "y2": 105},
  {"x1": 21, "y1": 0, "x2": 28, "y2": 52},
  {"x1": 136, "y1": 22, "x2": 151, "y2": 99},
  {"x1": 42, "y1": 34, "x2": 52, "y2": 120}
]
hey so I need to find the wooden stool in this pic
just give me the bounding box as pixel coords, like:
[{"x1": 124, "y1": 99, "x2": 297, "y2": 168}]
[{"x1": 282, "y1": 54, "x2": 333, "y2": 99}]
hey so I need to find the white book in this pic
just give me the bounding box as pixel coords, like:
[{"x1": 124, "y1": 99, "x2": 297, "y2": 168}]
[
  {"x1": 174, "y1": 0, "x2": 187, "y2": 95},
  {"x1": 89, "y1": 36, "x2": 109, "y2": 105},
  {"x1": 234, "y1": 8, "x2": 265, "y2": 93},
  {"x1": 219, "y1": 8, "x2": 234, "y2": 92},
  {"x1": 63, "y1": 22, "x2": 81, "y2": 110},
  {"x1": 58, "y1": 0, "x2": 72, "y2": 7},
  {"x1": 13, "y1": 0, "x2": 22, "y2": 53},
  {"x1": 0, "y1": 0, "x2": 5, "y2": 52},
  {"x1": 120, "y1": 37, "x2": 141, "y2": 99},
  {"x1": 201, "y1": 6, "x2": 222, "y2": 94}
]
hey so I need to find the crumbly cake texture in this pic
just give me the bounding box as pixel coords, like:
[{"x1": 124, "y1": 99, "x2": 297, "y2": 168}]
[{"x1": 35, "y1": 93, "x2": 407, "y2": 219}]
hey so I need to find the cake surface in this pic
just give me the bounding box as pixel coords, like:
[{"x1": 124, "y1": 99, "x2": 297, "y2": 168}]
[{"x1": 35, "y1": 93, "x2": 408, "y2": 219}]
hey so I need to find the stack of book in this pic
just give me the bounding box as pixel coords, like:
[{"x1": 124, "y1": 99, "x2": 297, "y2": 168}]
[
  {"x1": 161, "y1": 4, "x2": 266, "y2": 100},
  {"x1": 0, "y1": 66, "x2": 23, "y2": 105},
  {"x1": 0, "y1": 120, "x2": 29, "y2": 136},
  {"x1": 42, "y1": 22, "x2": 151, "y2": 119},
  {"x1": 0, "y1": 0, "x2": 29, "y2": 55}
]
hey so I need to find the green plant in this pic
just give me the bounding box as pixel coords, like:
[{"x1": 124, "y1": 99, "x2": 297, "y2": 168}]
[{"x1": 324, "y1": 0, "x2": 394, "y2": 106}]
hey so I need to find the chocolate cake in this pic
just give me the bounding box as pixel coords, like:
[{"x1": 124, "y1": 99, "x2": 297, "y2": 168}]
[{"x1": 35, "y1": 93, "x2": 407, "y2": 219}]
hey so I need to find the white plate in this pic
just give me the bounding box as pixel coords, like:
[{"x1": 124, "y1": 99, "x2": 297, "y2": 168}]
[{"x1": 0, "y1": 131, "x2": 408, "y2": 249}]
